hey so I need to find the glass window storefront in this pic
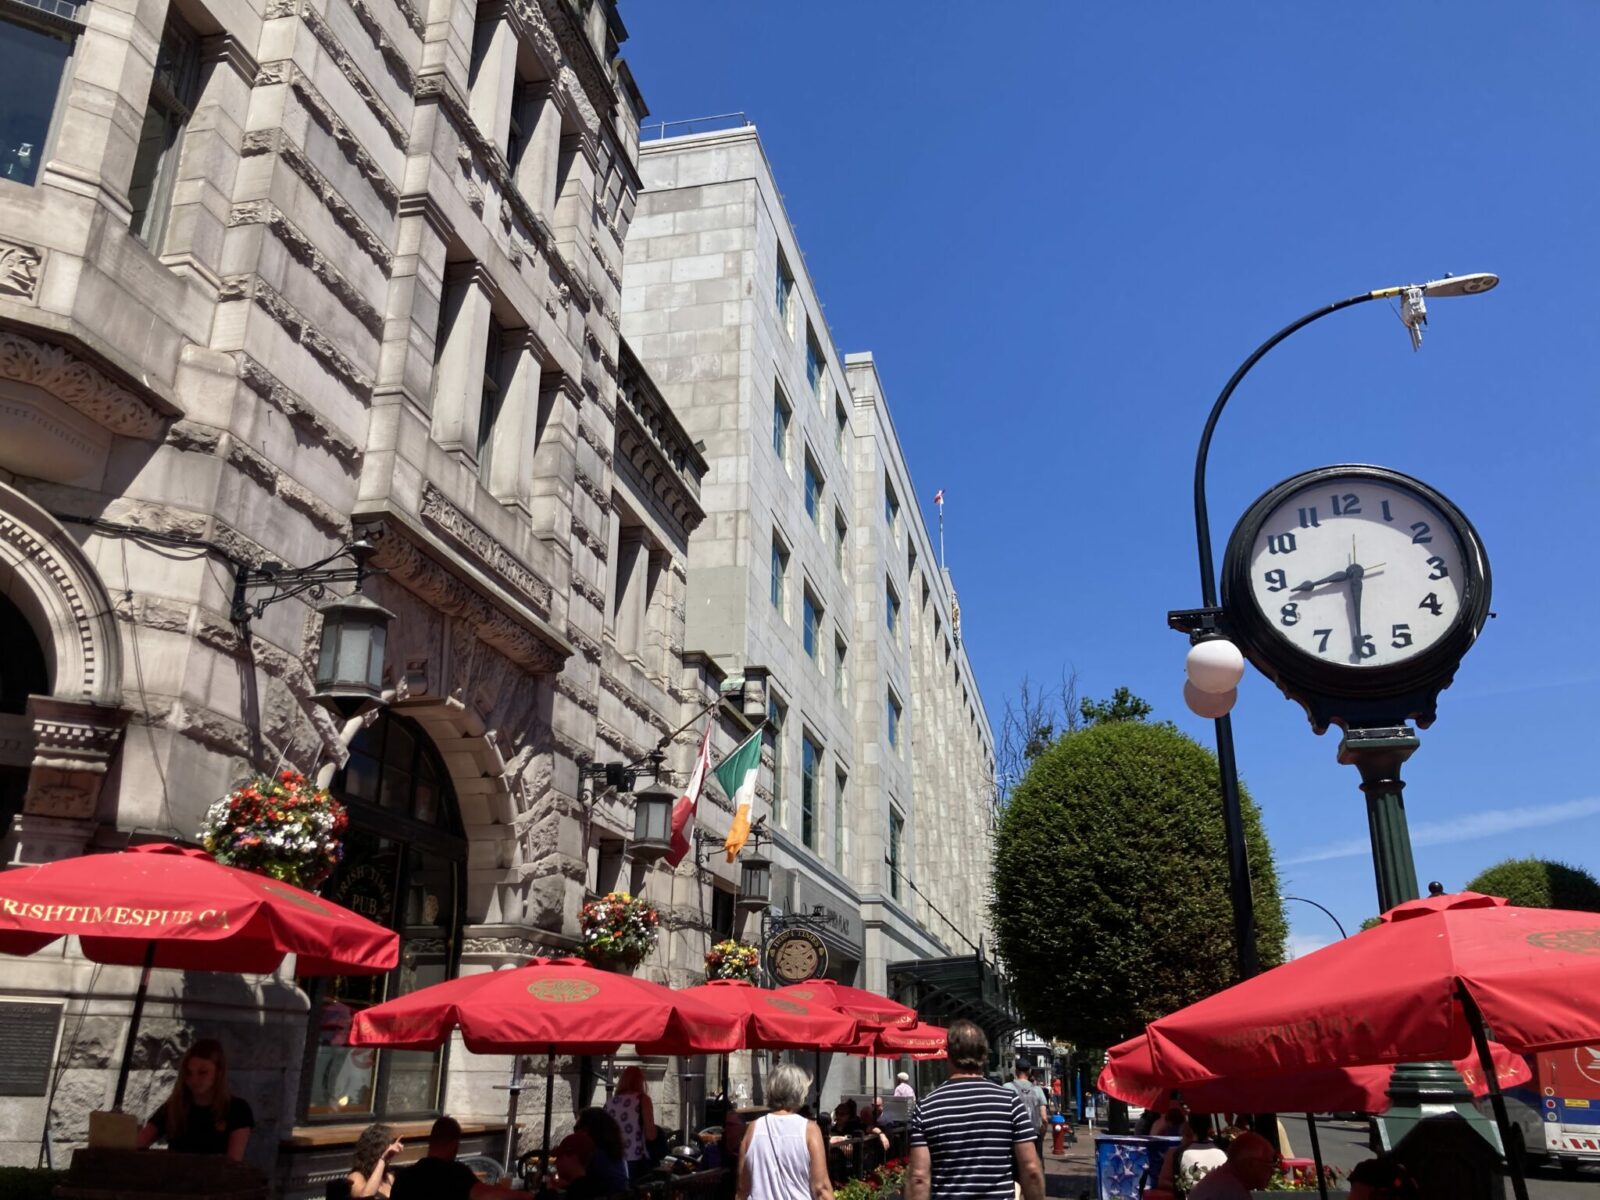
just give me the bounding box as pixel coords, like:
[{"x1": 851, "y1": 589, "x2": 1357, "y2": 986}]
[{"x1": 300, "y1": 714, "x2": 465, "y2": 1121}]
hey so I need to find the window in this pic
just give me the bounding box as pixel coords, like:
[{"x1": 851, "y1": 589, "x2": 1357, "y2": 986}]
[
  {"x1": 834, "y1": 510, "x2": 849, "y2": 574},
  {"x1": 770, "y1": 534, "x2": 789, "y2": 617},
  {"x1": 775, "y1": 246, "x2": 794, "y2": 333},
  {"x1": 885, "y1": 579, "x2": 900, "y2": 638},
  {"x1": 306, "y1": 713, "x2": 465, "y2": 1121},
  {"x1": 833, "y1": 770, "x2": 849, "y2": 873},
  {"x1": 0, "y1": 7, "x2": 78, "y2": 187},
  {"x1": 475, "y1": 317, "x2": 505, "y2": 479},
  {"x1": 805, "y1": 326, "x2": 824, "y2": 399},
  {"x1": 804, "y1": 455, "x2": 823, "y2": 528},
  {"x1": 128, "y1": 15, "x2": 200, "y2": 248},
  {"x1": 888, "y1": 808, "x2": 904, "y2": 901},
  {"x1": 887, "y1": 689, "x2": 902, "y2": 752},
  {"x1": 835, "y1": 400, "x2": 849, "y2": 457},
  {"x1": 611, "y1": 514, "x2": 659, "y2": 659},
  {"x1": 801, "y1": 734, "x2": 821, "y2": 850},
  {"x1": 833, "y1": 636, "x2": 848, "y2": 703},
  {"x1": 885, "y1": 478, "x2": 901, "y2": 543},
  {"x1": 802, "y1": 588, "x2": 822, "y2": 662},
  {"x1": 711, "y1": 887, "x2": 736, "y2": 940},
  {"x1": 772, "y1": 384, "x2": 791, "y2": 466},
  {"x1": 767, "y1": 697, "x2": 787, "y2": 826}
]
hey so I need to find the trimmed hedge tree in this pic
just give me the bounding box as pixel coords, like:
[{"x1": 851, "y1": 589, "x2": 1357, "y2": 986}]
[
  {"x1": 991, "y1": 718, "x2": 1286, "y2": 1049},
  {"x1": 1466, "y1": 857, "x2": 1600, "y2": 912}
]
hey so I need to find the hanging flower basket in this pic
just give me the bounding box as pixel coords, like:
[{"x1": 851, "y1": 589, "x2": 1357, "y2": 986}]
[
  {"x1": 199, "y1": 770, "x2": 349, "y2": 891},
  {"x1": 579, "y1": 891, "x2": 660, "y2": 968},
  {"x1": 704, "y1": 939, "x2": 760, "y2": 982}
]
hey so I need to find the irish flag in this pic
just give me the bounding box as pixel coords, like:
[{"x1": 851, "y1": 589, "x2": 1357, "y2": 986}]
[{"x1": 717, "y1": 729, "x2": 765, "y2": 862}]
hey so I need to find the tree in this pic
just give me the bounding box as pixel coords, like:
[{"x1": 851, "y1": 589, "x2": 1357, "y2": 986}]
[
  {"x1": 1465, "y1": 858, "x2": 1600, "y2": 912},
  {"x1": 990, "y1": 716, "x2": 1287, "y2": 1049},
  {"x1": 1078, "y1": 686, "x2": 1154, "y2": 727},
  {"x1": 996, "y1": 670, "x2": 1080, "y2": 802}
]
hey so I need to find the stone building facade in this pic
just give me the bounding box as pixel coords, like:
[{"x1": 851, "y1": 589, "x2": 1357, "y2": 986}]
[
  {"x1": 0, "y1": 0, "x2": 753, "y2": 1191},
  {"x1": 621, "y1": 124, "x2": 1000, "y2": 1108}
]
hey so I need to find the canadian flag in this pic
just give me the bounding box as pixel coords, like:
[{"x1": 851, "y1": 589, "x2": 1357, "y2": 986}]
[
  {"x1": 933, "y1": 489, "x2": 945, "y2": 506},
  {"x1": 665, "y1": 721, "x2": 714, "y2": 867}
]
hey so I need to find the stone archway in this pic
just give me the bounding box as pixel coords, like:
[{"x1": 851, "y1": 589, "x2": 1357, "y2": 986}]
[{"x1": 0, "y1": 483, "x2": 129, "y2": 862}]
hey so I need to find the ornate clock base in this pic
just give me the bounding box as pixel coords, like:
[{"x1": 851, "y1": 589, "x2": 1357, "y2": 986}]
[{"x1": 1337, "y1": 725, "x2": 1421, "y2": 915}]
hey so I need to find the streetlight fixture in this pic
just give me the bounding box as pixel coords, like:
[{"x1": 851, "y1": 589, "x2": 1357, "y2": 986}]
[
  {"x1": 313, "y1": 591, "x2": 395, "y2": 706},
  {"x1": 1169, "y1": 272, "x2": 1498, "y2": 981},
  {"x1": 630, "y1": 753, "x2": 677, "y2": 862}
]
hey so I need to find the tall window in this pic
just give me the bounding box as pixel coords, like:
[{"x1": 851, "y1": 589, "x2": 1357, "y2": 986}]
[
  {"x1": 834, "y1": 510, "x2": 849, "y2": 575},
  {"x1": 886, "y1": 689, "x2": 901, "y2": 752},
  {"x1": 772, "y1": 384, "x2": 791, "y2": 466},
  {"x1": 304, "y1": 714, "x2": 465, "y2": 1121},
  {"x1": 475, "y1": 317, "x2": 505, "y2": 480},
  {"x1": 128, "y1": 15, "x2": 200, "y2": 248},
  {"x1": 888, "y1": 808, "x2": 904, "y2": 901},
  {"x1": 805, "y1": 329, "x2": 824, "y2": 400},
  {"x1": 775, "y1": 246, "x2": 794, "y2": 334},
  {"x1": 833, "y1": 636, "x2": 848, "y2": 703},
  {"x1": 885, "y1": 478, "x2": 901, "y2": 543},
  {"x1": 835, "y1": 400, "x2": 849, "y2": 457},
  {"x1": 833, "y1": 770, "x2": 849, "y2": 873},
  {"x1": 802, "y1": 588, "x2": 821, "y2": 662},
  {"x1": 885, "y1": 579, "x2": 900, "y2": 638},
  {"x1": 804, "y1": 455, "x2": 823, "y2": 528},
  {"x1": 767, "y1": 696, "x2": 787, "y2": 826},
  {"x1": 0, "y1": 7, "x2": 79, "y2": 187},
  {"x1": 801, "y1": 733, "x2": 821, "y2": 851},
  {"x1": 770, "y1": 534, "x2": 789, "y2": 617}
]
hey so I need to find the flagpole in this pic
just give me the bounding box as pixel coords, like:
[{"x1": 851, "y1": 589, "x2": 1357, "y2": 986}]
[{"x1": 937, "y1": 493, "x2": 945, "y2": 569}]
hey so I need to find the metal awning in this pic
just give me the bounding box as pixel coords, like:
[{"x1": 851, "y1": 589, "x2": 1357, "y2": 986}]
[{"x1": 888, "y1": 953, "x2": 1020, "y2": 1038}]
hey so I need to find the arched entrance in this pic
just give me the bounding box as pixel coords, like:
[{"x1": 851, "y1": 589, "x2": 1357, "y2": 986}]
[
  {"x1": 298, "y1": 711, "x2": 466, "y2": 1120},
  {"x1": 0, "y1": 590, "x2": 49, "y2": 828}
]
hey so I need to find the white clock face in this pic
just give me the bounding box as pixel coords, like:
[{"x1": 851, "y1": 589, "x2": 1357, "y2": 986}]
[{"x1": 1246, "y1": 477, "x2": 1467, "y2": 668}]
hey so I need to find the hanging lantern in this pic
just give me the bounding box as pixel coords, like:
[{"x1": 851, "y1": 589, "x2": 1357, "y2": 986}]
[
  {"x1": 313, "y1": 591, "x2": 394, "y2": 706},
  {"x1": 738, "y1": 853, "x2": 772, "y2": 911},
  {"x1": 631, "y1": 776, "x2": 676, "y2": 861}
]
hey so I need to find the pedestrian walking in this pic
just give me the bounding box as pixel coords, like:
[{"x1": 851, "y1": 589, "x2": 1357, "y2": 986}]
[
  {"x1": 604, "y1": 1065, "x2": 659, "y2": 1180},
  {"x1": 1007, "y1": 1063, "x2": 1048, "y2": 1159},
  {"x1": 893, "y1": 1072, "x2": 916, "y2": 1100},
  {"x1": 735, "y1": 1064, "x2": 834, "y2": 1200},
  {"x1": 906, "y1": 1020, "x2": 1044, "y2": 1200}
]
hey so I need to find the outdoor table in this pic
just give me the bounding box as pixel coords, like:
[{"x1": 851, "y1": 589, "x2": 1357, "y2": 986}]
[
  {"x1": 53, "y1": 1148, "x2": 269, "y2": 1200},
  {"x1": 630, "y1": 1166, "x2": 730, "y2": 1200}
]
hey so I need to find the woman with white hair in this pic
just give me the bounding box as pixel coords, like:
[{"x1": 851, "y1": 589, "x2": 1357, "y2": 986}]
[
  {"x1": 736, "y1": 1064, "x2": 834, "y2": 1200},
  {"x1": 893, "y1": 1072, "x2": 915, "y2": 1100}
]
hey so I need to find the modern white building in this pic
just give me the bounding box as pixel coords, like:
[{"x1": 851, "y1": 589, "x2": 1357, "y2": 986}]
[{"x1": 622, "y1": 121, "x2": 1006, "y2": 1105}]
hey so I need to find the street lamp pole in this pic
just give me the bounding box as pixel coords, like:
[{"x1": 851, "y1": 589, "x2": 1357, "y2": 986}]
[{"x1": 1177, "y1": 273, "x2": 1498, "y2": 981}]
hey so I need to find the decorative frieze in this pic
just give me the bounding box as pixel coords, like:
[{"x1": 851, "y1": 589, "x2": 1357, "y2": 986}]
[
  {"x1": 255, "y1": 61, "x2": 400, "y2": 208},
  {"x1": 0, "y1": 332, "x2": 166, "y2": 439},
  {"x1": 419, "y1": 482, "x2": 553, "y2": 615},
  {"x1": 241, "y1": 130, "x2": 393, "y2": 274},
  {"x1": 236, "y1": 354, "x2": 363, "y2": 467},
  {"x1": 227, "y1": 201, "x2": 385, "y2": 335},
  {"x1": 0, "y1": 238, "x2": 42, "y2": 301}
]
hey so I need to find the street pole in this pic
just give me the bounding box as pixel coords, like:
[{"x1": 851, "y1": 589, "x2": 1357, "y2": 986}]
[{"x1": 1336, "y1": 727, "x2": 1421, "y2": 913}]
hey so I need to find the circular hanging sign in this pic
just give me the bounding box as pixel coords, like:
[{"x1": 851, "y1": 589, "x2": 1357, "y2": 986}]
[{"x1": 765, "y1": 928, "x2": 829, "y2": 983}]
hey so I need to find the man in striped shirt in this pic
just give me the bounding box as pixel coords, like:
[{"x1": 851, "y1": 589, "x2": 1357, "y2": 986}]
[{"x1": 907, "y1": 1020, "x2": 1045, "y2": 1200}]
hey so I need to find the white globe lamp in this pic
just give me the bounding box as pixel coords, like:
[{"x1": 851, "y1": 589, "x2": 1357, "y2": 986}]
[
  {"x1": 1185, "y1": 638, "x2": 1245, "y2": 695},
  {"x1": 1184, "y1": 680, "x2": 1237, "y2": 719}
]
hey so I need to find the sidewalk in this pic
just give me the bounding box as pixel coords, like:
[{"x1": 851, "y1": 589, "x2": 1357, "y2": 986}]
[{"x1": 1041, "y1": 1126, "x2": 1098, "y2": 1199}]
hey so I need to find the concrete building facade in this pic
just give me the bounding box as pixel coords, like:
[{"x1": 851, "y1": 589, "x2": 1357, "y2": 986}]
[{"x1": 622, "y1": 124, "x2": 1000, "y2": 1106}]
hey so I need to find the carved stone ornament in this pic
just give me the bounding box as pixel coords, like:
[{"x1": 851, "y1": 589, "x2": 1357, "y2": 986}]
[
  {"x1": 0, "y1": 238, "x2": 42, "y2": 300},
  {"x1": 0, "y1": 333, "x2": 165, "y2": 438},
  {"x1": 23, "y1": 696, "x2": 130, "y2": 823},
  {"x1": 419, "y1": 482, "x2": 554, "y2": 614}
]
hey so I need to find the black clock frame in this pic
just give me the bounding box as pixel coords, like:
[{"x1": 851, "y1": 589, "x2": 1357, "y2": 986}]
[{"x1": 1220, "y1": 463, "x2": 1491, "y2": 734}]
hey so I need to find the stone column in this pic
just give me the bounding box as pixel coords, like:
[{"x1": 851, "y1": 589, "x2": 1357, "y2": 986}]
[
  {"x1": 3, "y1": 696, "x2": 129, "y2": 863},
  {"x1": 528, "y1": 373, "x2": 581, "y2": 545},
  {"x1": 512, "y1": 80, "x2": 565, "y2": 222},
  {"x1": 466, "y1": 3, "x2": 518, "y2": 156},
  {"x1": 481, "y1": 328, "x2": 544, "y2": 516},
  {"x1": 430, "y1": 263, "x2": 497, "y2": 463}
]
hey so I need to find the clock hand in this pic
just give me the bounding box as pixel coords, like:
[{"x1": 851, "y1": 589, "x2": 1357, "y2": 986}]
[
  {"x1": 1348, "y1": 563, "x2": 1366, "y2": 660},
  {"x1": 1292, "y1": 567, "x2": 1350, "y2": 593}
]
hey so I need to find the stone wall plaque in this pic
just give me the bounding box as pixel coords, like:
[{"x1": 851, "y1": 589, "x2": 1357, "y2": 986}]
[{"x1": 0, "y1": 1000, "x2": 62, "y2": 1096}]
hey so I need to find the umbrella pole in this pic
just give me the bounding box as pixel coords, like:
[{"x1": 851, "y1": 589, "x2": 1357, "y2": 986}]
[
  {"x1": 112, "y1": 943, "x2": 156, "y2": 1112},
  {"x1": 1459, "y1": 990, "x2": 1530, "y2": 1200},
  {"x1": 541, "y1": 1048, "x2": 555, "y2": 1181},
  {"x1": 501, "y1": 1055, "x2": 525, "y2": 1179},
  {"x1": 1304, "y1": 1113, "x2": 1328, "y2": 1200}
]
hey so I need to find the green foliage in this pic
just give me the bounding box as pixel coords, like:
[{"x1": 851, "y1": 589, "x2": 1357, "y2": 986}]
[
  {"x1": 990, "y1": 719, "x2": 1286, "y2": 1048},
  {"x1": 1465, "y1": 857, "x2": 1600, "y2": 912},
  {"x1": 1359, "y1": 916, "x2": 1383, "y2": 932},
  {"x1": 1078, "y1": 686, "x2": 1154, "y2": 726}
]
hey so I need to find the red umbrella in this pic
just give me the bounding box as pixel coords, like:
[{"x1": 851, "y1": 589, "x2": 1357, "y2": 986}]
[
  {"x1": 1101, "y1": 1032, "x2": 1531, "y2": 1114},
  {"x1": 1145, "y1": 892, "x2": 1600, "y2": 1086},
  {"x1": 771, "y1": 980, "x2": 916, "y2": 1028},
  {"x1": 0, "y1": 842, "x2": 397, "y2": 974},
  {"x1": 0, "y1": 842, "x2": 398, "y2": 1110},
  {"x1": 351, "y1": 957, "x2": 744, "y2": 1175},
  {"x1": 851, "y1": 1020, "x2": 948, "y2": 1057},
  {"x1": 349, "y1": 957, "x2": 743, "y2": 1055},
  {"x1": 677, "y1": 979, "x2": 859, "y2": 1050}
]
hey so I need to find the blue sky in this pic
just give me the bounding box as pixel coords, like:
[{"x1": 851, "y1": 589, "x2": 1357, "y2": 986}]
[{"x1": 623, "y1": 5, "x2": 1600, "y2": 955}]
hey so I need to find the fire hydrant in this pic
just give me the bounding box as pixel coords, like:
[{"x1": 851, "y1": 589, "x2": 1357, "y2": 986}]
[{"x1": 1050, "y1": 1115, "x2": 1067, "y2": 1155}]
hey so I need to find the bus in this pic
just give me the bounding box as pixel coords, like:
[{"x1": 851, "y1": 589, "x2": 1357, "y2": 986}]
[{"x1": 1498, "y1": 1046, "x2": 1600, "y2": 1173}]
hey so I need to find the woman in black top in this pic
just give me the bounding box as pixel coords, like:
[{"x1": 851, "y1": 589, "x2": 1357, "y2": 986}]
[{"x1": 137, "y1": 1039, "x2": 254, "y2": 1161}]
